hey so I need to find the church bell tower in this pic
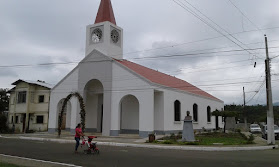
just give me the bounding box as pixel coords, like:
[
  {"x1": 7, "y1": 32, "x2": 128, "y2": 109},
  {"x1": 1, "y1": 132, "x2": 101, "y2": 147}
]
[{"x1": 85, "y1": 0, "x2": 123, "y2": 59}]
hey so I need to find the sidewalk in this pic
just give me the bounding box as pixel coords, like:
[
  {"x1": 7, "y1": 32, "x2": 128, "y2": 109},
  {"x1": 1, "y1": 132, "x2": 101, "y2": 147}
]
[{"x1": 0, "y1": 132, "x2": 278, "y2": 152}]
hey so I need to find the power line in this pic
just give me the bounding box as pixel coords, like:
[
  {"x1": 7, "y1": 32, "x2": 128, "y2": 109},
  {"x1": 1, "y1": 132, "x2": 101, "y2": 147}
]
[
  {"x1": 2, "y1": 46, "x2": 279, "y2": 69},
  {"x1": 173, "y1": 0, "x2": 260, "y2": 58},
  {"x1": 13, "y1": 78, "x2": 278, "y2": 95},
  {"x1": 246, "y1": 79, "x2": 266, "y2": 104},
  {"x1": 123, "y1": 27, "x2": 279, "y2": 59},
  {"x1": 227, "y1": 0, "x2": 264, "y2": 34}
]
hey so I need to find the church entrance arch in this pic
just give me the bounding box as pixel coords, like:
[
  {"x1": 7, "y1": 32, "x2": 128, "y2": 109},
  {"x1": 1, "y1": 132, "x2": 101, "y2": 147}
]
[
  {"x1": 57, "y1": 99, "x2": 72, "y2": 130},
  {"x1": 84, "y1": 79, "x2": 104, "y2": 133},
  {"x1": 120, "y1": 95, "x2": 139, "y2": 134}
]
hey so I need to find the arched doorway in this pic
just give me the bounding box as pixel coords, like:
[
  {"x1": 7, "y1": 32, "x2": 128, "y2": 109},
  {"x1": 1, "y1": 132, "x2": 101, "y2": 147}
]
[
  {"x1": 120, "y1": 95, "x2": 139, "y2": 134},
  {"x1": 57, "y1": 99, "x2": 71, "y2": 130},
  {"x1": 84, "y1": 79, "x2": 104, "y2": 133}
]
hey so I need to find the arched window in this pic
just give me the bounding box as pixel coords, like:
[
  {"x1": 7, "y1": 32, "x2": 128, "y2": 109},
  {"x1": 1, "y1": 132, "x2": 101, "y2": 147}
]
[
  {"x1": 207, "y1": 106, "x2": 211, "y2": 122},
  {"x1": 193, "y1": 103, "x2": 198, "y2": 122},
  {"x1": 174, "y1": 100, "x2": 181, "y2": 121}
]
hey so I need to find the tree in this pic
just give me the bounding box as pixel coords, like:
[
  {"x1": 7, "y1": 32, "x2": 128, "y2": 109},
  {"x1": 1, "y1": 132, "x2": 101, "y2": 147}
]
[
  {"x1": 0, "y1": 89, "x2": 9, "y2": 133},
  {"x1": 0, "y1": 113, "x2": 8, "y2": 132},
  {"x1": 0, "y1": 88, "x2": 9, "y2": 113},
  {"x1": 224, "y1": 104, "x2": 279, "y2": 125},
  {"x1": 212, "y1": 110, "x2": 238, "y2": 133}
]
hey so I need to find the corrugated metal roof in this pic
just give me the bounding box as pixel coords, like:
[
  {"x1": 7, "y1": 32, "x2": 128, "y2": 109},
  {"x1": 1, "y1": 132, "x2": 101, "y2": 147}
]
[{"x1": 12, "y1": 79, "x2": 53, "y2": 89}]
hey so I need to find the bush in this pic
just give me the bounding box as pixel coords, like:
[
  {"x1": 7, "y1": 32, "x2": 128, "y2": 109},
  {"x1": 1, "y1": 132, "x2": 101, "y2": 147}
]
[
  {"x1": 246, "y1": 134, "x2": 255, "y2": 144},
  {"x1": 239, "y1": 132, "x2": 248, "y2": 140},
  {"x1": 152, "y1": 140, "x2": 160, "y2": 144},
  {"x1": 235, "y1": 129, "x2": 241, "y2": 133},
  {"x1": 179, "y1": 141, "x2": 199, "y2": 145},
  {"x1": 162, "y1": 140, "x2": 175, "y2": 144},
  {"x1": 170, "y1": 133, "x2": 176, "y2": 140}
]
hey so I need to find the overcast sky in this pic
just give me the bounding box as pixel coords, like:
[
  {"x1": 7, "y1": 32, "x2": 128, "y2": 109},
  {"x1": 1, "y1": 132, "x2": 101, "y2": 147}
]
[{"x1": 0, "y1": 0, "x2": 279, "y2": 105}]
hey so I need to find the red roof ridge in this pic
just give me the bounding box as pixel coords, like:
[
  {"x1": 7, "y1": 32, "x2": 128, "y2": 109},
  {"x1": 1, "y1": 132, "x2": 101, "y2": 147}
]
[
  {"x1": 115, "y1": 59, "x2": 222, "y2": 102},
  {"x1": 95, "y1": 0, "x2": 117, "y2": 25}
]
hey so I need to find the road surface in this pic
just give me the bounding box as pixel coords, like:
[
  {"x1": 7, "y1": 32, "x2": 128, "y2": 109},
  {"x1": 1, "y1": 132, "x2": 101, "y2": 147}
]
[{"x1": 0, "y1": 138, "x2": 278, "y2": 167}]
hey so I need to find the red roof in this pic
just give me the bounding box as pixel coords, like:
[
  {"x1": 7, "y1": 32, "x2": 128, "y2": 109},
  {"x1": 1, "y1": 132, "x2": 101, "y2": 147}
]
[
  {"x1": 95, "y1": 0, "x2": 116, "y2": 25},
  {"x1": 116, "y1": 59, "x2": 222, "y2": 102}
]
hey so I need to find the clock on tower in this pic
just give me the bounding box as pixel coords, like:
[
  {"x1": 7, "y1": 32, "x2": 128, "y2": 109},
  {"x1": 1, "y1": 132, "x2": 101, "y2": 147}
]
[{"x1": 85, "y1": 0, "x2": 123, "y2": 59}]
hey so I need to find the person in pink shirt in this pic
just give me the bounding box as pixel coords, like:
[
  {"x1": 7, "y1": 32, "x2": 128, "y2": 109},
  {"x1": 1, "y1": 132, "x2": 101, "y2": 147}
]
[{"x1": 74, "y1": 123, "x2": 84, "y2": 153}]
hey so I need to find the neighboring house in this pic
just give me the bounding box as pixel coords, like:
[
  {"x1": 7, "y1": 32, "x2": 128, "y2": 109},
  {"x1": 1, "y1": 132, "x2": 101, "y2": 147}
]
[
  {"x1": 48, "y1": 0, "x2": 224, "y2": 138},
  {"x1": 8, "y1": 80, "x2": 52, "y2": 132}
]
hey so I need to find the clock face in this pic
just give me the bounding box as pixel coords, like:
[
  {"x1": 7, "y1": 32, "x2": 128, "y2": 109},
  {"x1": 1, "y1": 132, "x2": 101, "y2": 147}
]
[
  {"x1": 111, "y1": 29, "x2": 119, "y2": 43},
  {"x1": 91, "y1": 28, "x2": 102, "y2": 43}
]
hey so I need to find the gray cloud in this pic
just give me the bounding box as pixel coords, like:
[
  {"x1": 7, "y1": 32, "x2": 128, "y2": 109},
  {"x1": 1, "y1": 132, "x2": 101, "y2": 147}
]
[
  {"x1": 0, "y1": 0, "x2": 279, "y2": 105},
  {"x1": 0, "y1": 69, "x2": 18, "y2": 77}
]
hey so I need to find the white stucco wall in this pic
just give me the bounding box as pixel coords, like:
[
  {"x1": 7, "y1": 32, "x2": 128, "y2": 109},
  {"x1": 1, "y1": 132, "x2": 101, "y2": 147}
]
[
  {"x1": 111, "y1": 62, "x2": 155, "y2": 134},
  {"x1": 48, "y1": 67, "x2": 79, "y2": 130},
  {"x1": 78, "y1": 50, "x2": 113, "y2": 136},
  {"x1": 163, "y1": 88, "x2": 224, "y2": 132},
  {"x1": 120, "y1": 95, "x2": 139, "y2": 130},
  {"x1": 85, "y1": 94, "x2": 98, "y2": 129},
  {"x1": 154, "y1": 91, "x2": 164, "y2": 131}
]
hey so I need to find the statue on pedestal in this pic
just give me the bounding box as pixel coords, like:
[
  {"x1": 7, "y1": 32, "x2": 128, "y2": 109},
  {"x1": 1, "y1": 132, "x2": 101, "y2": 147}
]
[{"x1": 182, "y1": 111, "x2": 195, "y2": 142}]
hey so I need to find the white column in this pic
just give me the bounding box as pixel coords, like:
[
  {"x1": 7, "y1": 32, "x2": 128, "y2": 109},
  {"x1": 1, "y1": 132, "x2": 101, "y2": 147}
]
[
  {"x1": 48, "y1": 94, "x2": 58, "y2": 133},
  {"x1": 139, "y1": 90, "x2": 154, "y2": 138},
  {"x1": 70, "y1": 97, "x2": 79, "y2": 134},
  {"x1": 102, "y1": 91, "x2": 112, "y2": 136},
  {"x1": 110, "y1": 92, "x2": 120, "y2": 136}
]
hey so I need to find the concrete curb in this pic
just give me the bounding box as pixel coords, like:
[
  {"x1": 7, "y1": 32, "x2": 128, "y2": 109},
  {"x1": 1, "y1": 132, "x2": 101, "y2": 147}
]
[{"x1": 1, "y1": 135, "x2": 278, "y2": 151}]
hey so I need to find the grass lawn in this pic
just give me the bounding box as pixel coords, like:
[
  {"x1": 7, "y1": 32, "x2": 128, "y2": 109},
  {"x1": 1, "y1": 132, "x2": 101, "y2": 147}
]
[
  {"x1": 196, "y1": 132, "x2": 248, "y2": 145},
  {"x1": 0, "y1": 162, "x2": 24, "y2": 167},
  {"x1": 155, "y1": 132, "x2": 254, "y2": 145}
]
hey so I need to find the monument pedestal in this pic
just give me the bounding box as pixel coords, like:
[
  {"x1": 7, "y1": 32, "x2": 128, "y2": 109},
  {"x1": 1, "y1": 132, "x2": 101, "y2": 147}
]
[{"x1": 182, "y1": 116, "x2": 195, "y2": 142}]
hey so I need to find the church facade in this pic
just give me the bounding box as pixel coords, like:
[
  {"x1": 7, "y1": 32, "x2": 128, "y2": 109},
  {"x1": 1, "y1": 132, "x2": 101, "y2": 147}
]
[{"x1": 48, "y1": 0, "x2": 224, "y2": 138}]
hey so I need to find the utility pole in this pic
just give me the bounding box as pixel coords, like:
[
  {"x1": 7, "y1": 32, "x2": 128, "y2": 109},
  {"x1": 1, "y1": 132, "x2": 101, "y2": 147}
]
[
  {"x1": 265, "y1": 35, "x2": 275, "y2": 145},
  {"x1": 243, "y1": 87, "x2": 247, "y2": 131}
]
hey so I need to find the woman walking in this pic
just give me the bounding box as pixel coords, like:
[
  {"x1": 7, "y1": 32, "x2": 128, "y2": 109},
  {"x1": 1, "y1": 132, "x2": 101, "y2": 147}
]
[{"x1": 75, "y1": 123, "x2": 84, "y2": 153}]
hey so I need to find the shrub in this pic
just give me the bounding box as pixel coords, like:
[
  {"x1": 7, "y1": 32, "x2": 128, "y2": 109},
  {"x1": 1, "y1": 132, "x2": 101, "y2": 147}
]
[
  {"x1": 239, "y1": 132, "x2": 248, "y2": 140},
  {"x1": 179, "y1": 141, "x2": 199, "y2": 145},
  {"x1": 163, "y1": 140, "x2": 174, "y2": 144},
  {"x1": 246, "y1": 134, "x2": 255, "y2": 144},
  {"x1": 170, "y1": 133, "x2": 176, "y2": 140},
  {"x1": 152, "y1": 140, "x2": 160, "y2": 144},
  {"x1": 235, "y1": 128, "x2": 241, "y2": 133}
]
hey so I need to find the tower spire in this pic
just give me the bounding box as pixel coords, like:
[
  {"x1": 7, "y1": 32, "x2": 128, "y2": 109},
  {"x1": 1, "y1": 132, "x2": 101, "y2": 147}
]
[{"x1": 95, "y1": 0, "x2": 116, "y2": 25}]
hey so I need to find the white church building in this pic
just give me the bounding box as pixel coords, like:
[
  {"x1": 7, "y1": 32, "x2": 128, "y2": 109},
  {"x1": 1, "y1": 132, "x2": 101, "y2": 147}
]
[{"x1": 48, "y1": 0, "x2": 224, "y2": 138}]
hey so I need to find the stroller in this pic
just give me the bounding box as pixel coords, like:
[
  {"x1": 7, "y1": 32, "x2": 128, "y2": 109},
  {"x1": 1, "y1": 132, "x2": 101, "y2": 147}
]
[{"x1": 81, "y1": 136, "x2": 100, "y2": 154}]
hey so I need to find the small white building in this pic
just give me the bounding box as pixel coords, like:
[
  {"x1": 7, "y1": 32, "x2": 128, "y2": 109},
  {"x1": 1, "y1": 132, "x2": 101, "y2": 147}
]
[
  {"x1": 48, "y1": 0, "x2": 224, "y2": 138},
  {"x1": 8, "y1": 79, "x2": 52, "y2": 132}
]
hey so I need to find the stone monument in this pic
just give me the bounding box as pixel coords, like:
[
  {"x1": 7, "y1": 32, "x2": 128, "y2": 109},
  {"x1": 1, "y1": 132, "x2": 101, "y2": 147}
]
[
  {"x1": 225, "y1": 117, "x2": 236, "y2": 131},
  {"x1": 182, "y1": 111, "x2": 195, "y2": 142}
]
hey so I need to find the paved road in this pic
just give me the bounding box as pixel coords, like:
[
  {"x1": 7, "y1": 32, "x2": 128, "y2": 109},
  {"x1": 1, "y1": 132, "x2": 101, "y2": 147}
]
[{"x1": 0, "y1": 138, "x2": 279, "y2": 167}]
